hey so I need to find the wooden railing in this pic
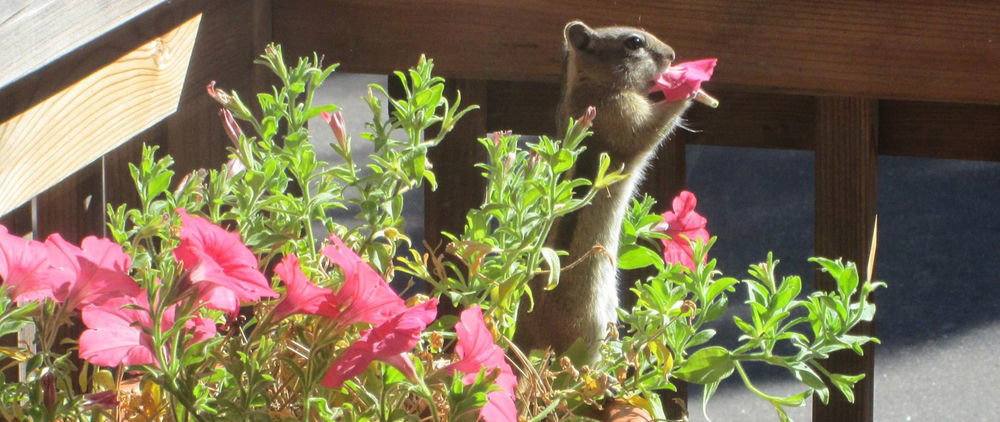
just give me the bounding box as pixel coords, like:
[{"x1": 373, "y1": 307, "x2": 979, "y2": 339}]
[{"x1": 2, "y1": 1, "x2": 999, "y2": 421}]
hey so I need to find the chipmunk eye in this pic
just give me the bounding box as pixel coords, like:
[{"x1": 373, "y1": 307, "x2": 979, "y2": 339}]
[{"x1": 624, "y1": 35, "x2": 645, "y2": 50}]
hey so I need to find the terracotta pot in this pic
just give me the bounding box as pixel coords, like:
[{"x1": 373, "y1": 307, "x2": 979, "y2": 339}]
[{"x1": 598, "y1": 399, "x2": 654, "y2": 422}]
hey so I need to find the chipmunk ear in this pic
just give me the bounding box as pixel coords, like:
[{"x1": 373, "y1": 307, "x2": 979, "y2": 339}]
[{"x1": 564, "y1": 21, "x2": 594, "y2": 51}]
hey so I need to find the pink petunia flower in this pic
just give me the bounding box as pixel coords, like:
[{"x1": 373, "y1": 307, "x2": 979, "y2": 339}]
[
  {"x1": 79, "y1": 292, "x2": 217, "y2": 368},
  {"x1": 655, "y1": 191, "x2": 710, "y2": 271},
  {"x1": 650, "y1": 58, "x2": 718, "y2": 103},
  {"x1": 449, "y1": 306, "x2": 518, "y2": 422},
  {"x1": 0, "y1": 225, "x2": 64, "y2": 304},
  {"x1": 272, "y1": 254, "x2": 335, "y2": 321},
  {"x1": 173, "y1": 209, "x2": 277, "y2": 313},
  {"x1": 44, "y1": 234, "x2": 139, "y2": 310},
  {"x1": 321, "y1": 298, "x2": 438, "y2": 389},
  {"x1": 321, "y1": 234, "x2": 406, "y2": 327}
]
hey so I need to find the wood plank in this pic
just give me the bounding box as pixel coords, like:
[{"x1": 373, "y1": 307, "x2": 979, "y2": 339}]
[
  {"x1": 881, "y1": 101, "x2": 1000, "y2": 161},
  {"x1": 0, "y1": 13, "x2": 202, "y2": 217},
  {"x1": 813, "y1": 97, "x2": 877, "y2": 422},
  {"x1": 486, "y1": 81, "x2": 561, "y2": 135},
  {"x1": 481, "y1": 80, "x2": 1000, "y2": 163},
  {"x1": 160, "y1": 1, "x2": 265, "y2": 178},
  {"x1": 0, "y1": 0, "x2": 165, "y2": 90},
  {"x1": 274, "y1": 0, "x2": 1000, "y2": 103}
]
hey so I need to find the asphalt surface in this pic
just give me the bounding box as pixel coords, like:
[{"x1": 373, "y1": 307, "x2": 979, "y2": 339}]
[{"x1": 314, "y1": 74, "x2": 1000, "y2": 421}]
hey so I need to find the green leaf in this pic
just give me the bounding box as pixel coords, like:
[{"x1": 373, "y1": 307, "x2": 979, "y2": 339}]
[
  {"x1": 789, "y1": 363, "x2": 828, "y2": 404},
  {"x1": 828, "y1": 372, "x2": 865, "y2": 403},
  {"x1": 674, "y1": 346, "x2": 735, "y2": 384},
  {"x1": 702, "y1": 381, "x2": 721, "y2": 422},
  {"x1": 147, "y1": 170, "x2": 174, "y2": 200},
  {"x1": 541, "y1": 248, "x2": 561, "y2": 289},
  {"x1": 618, "y1": 245, "x2": 663, "y2": 271},
  {"x1": 304, "y1": 103, "x2": 340, "y2": 121},
  {"x1": 707, "y1": 277, "x2": 740, "y2": 302},
  {"x1": 687, "y1": 329, "x2": 716, "y2": 349}
]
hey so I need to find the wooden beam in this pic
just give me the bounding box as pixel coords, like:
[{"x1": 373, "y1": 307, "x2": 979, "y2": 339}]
[
  {"x1": 881, "y1": 101, "x2": 1000, "y2": 162},
  {"x1": 0, "y1": 0, "x2": 165, "y2": 90},
  {"x1": 0, "y1": 13, "x2": 201, "y2": 217},
  {"x1": 275, "y1": 0, "x2": 1000, "y2": 103},
  {"x1": 813, "y1": 97, "x2": 878, "y2": 422},
  {"x1": 480, "y1": 80, "x2": 1000, "y2": 162}
]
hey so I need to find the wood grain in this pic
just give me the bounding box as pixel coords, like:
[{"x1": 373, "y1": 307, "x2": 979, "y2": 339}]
[
  {"x1": 881, "y1": 101, "x2": 1000, "y2": 161},
  {"x1": 0, "y1": 14, "x2": 201, "y2": 217},
  {"x1": 813, "y1": 97, "x2": 878, "y2": 422},
  {"x1": 0, "y1": 0, "x2": 165, "y2": 90},
  {"x1": 275, "y1": 0, "x2": 1000, "y2": 103}
]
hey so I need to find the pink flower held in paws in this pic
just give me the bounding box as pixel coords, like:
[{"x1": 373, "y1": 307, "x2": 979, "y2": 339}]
[
  {"x1": 173, "y1": 209, "x2": 277, "y2": 313},
  {"x1": 650, "y1": 58, "x2": 718, "y2": 103},
  {"x1": 655, "y1": 191, "x2": 710, "y2": 271},
  {"x1": 44, "y1": 234, "x2": 138, "y2": 310},
  {"x1": 321, "y1": 234, "x2": 406, "y2": 327},
  {"x1": 272, "y1": 254, "x2": 335, "y2": 321},
  {"x1": 0, "y1": 225, "x2": 64, "y2": 304},
  {"x1": 321, "y1": 298, "x2": 438, "y2": 389},
  {"x1": 449, "y1": 306, "x2": 518, "y2": 422}
]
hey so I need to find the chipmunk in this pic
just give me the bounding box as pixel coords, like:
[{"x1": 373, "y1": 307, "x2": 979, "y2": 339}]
[{"x1": 515, "y1": 21, "x2": 695, "y2": 362}]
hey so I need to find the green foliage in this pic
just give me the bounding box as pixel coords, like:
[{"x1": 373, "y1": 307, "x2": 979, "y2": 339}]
[
  {"x1": 0, "y1": 42, "x2": 882, "y2": 422},
  {"x1": 612, "y1": 200, "x2": 883, "y2": 421}
]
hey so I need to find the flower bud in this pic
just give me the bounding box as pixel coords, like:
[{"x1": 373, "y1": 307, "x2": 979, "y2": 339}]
[
  {"x1": 320, "y1": 110, "x2": 349, "y2": 150},
  {"x1": 503, "y1": 152, "x2": 516, "y2": 171},
  {"x1": 527, "y1": 150, "x2": 541, "y2": 171},
  {"x1": 206, "y1": 81, "x2": 231, "y2": 105},
  {"x1": 41, "y1": 372, "x2": 56, "y2": 411},
  {"x1": 219, "y1": 108, "x2": 243, "y2": 148},
  {"x1": 264, "y1": 44, "x2": 279, "y2": 57},
  {"x1": 579, "y1": 106, "x2": 597, "y2": 129},
  {"x1": 225, "y1": 157, "x2": 246, "y2": 178},
  {"x1": 83, "y1": 390, "x2": 118, "y2": 411}
]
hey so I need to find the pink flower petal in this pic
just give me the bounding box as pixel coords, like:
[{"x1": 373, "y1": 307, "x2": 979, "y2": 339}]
[
  {"x1": 651, "y1": 58, "x2": 718, "y2": 103},
  {"x1": 449, "y1": 306, "x2": 518, "y2": 421},
  {"x1": 79, "y1": 296, "x2": 156, "y2": 367},
  {"x1": 273, "y1": 254, "x2": 335, "y2": 321},
  {"x1": 186, "y1": 316, "x2": 218, "y2": 344},
  {"x1": 43, "y1": 234, "x2": 138, "y2": 309},
  {"x1": 321, "y1": 298, "x2": 438, "y2": 389},
  {"x1": 657, "y1": 191, "x2": 711, "y2": 270},
  {"x1": 79, "y1": 291, "x2": 216, "y2": 368},
  {"x1": 174, "y1": 209, "x2": 277, "y2": 312},
  {"x1": 480, "y1": 390, "x2": 518, "y2": 422},
  {"x1": 0, "y1": 225, "x2": 65, "y2": 304},
  {"x1": 321, "y1": 234, "x2": 406, "y2": 327}
]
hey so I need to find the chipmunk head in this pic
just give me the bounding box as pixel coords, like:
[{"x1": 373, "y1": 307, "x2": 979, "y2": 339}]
[{"x1": 563, "y1": 21, "x2": 675, "y2": 95}]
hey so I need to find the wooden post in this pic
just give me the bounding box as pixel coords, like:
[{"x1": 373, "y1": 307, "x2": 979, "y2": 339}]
[
  {"x1": 423, "y1": 79, "x2": 489, "y2": 252},
  {"x1": 813, "y1": 97, "x2": 877, "y2": 421},
  {"x1": 635, "y1": 129, "x2": 689, "y2": 420}
]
